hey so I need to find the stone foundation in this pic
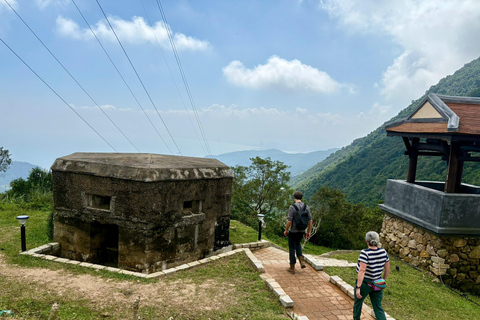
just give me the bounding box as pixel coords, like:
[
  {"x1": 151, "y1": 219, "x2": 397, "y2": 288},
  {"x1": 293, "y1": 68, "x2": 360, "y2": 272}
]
[{"x1": 381, "y1": 214, "x2": 480, "y2": 295}]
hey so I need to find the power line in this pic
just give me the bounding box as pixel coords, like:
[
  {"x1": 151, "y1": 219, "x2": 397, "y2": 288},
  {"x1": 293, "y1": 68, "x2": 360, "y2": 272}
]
[
  {"x1": 3, "y1": 0, "x2": 139, "y2": 153},
  {"x1": 156, "y1": 0, "x2": 212, "y2": 156},
  {"x1": 71, "y1": 0, "x2": 168, "y2": 153},
  {"x1": 138, "y1": 0, "x2": 207, "y2": 156},
  {"x1": 0, "y1": 38, "x2": 117, "y2": 152},
  {"x1": 95, "y1": 0, "x2": 182, "y2": 155}
]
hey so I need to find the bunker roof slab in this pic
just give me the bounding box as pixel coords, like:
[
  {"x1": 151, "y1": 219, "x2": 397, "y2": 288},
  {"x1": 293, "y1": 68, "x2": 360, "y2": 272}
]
[{"x1": 51, "y1": 153, "x2": 233, "y2": 182}]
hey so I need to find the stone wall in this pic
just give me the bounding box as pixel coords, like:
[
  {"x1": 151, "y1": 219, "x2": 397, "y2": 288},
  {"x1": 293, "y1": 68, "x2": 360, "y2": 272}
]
[{"x1": 381, "y1": 214, "x2": 480, "y2": 295}]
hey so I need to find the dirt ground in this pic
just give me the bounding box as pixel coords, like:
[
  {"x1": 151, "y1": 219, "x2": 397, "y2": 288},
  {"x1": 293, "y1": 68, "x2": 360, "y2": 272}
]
[{"x1": 0, "y1": 254, "x2": 237, "y2": 318}]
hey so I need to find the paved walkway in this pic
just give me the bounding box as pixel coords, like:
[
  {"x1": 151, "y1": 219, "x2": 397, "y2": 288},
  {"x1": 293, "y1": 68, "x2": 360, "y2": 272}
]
[{"x1": 254, "y1": 246, "x2": 375, "y2": 320}]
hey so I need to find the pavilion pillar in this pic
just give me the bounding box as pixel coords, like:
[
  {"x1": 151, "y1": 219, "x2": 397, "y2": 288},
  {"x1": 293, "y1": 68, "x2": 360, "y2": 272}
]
[
  {"x1": 445, "y1": 141, "x2": 463, "y2": 193},
  {"x1": 407, "y1": 138, "x2": 419, "y2": 183}
]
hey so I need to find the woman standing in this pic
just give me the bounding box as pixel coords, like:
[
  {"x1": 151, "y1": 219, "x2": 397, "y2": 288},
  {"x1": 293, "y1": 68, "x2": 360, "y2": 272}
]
[{"x1": 354, "y1": 231, "x2": 390, "y2": 320}]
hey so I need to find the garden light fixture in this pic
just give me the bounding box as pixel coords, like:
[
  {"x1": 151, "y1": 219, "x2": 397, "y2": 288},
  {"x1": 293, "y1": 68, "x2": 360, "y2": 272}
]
[
  {"x1": 257, "y1": 214, "x2": 265, "y2": 241},
  {"x1": 16, "y1": 215, "x2": 29, "y2": 251}
]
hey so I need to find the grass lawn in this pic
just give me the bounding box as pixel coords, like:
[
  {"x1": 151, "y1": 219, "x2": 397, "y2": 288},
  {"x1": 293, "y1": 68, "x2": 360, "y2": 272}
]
[
  {"x1": 0, "y1": 203, "x2": 288, "y2": 319},
  {"x1": 324, "y1": 251, "x2": 480, "y2": 320}
]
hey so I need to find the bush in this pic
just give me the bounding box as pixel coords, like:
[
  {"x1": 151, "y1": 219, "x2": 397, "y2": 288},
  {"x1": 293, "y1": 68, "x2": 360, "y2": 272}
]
[
  {"x1": 309, "y1": 186, "x2": 384, "y2": 249},
  {"x1": 5, "y1": 167, "x2": 53, "y2": 204}
]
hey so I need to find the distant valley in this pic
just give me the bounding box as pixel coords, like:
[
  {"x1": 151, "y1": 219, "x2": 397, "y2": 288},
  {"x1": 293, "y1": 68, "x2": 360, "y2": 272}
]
[
  {"x1": 208, "y1": 148, "x2": 339, "y2": 177},
  {"x1": 0, "y1": 161, "x2": 38, "y2": 192}
]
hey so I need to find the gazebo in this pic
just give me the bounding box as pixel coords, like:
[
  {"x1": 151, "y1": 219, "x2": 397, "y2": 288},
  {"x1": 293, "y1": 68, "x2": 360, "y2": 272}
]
[
  {"x1": 380, "y1": 93, "x2": 480, "y2": 235},
  {"x1": 379, "y1": 94, "x2": 480, "y2": 294}
]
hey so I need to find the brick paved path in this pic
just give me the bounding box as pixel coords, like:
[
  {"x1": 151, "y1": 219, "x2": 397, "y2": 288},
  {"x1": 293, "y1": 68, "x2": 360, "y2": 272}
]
[{"x1": 254, "y1": 246, "x2": 375, "y2": 320}]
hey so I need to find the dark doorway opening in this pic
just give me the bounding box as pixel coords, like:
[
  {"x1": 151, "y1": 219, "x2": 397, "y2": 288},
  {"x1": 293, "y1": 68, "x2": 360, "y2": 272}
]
[{"x1": 91, "y1": 222, "x2": 119, "y2": 267}]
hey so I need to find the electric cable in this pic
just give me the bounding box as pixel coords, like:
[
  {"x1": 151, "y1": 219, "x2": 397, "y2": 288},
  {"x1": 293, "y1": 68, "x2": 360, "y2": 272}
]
[
  {"x1": 95, "y1": 0, "x2": 182, "y2": 155},
  {"x1": 156, "y1": 0, "x2": 211, "y2": 156},
  {"x1": 0, "y1": 38, "x2": 117, "y2": 152},
  {"x1": 3, "y1": 0, "x2": 139, "y2": 153},
  {"x1": 71, "y1": 0, "x2": 169, "y2": 154},
  {"x1": 138, "y1": 0, "x2": 207, "y2": 156},
  {"x1": 156, "y1": 0, "x2": 212, "y2": 156}
]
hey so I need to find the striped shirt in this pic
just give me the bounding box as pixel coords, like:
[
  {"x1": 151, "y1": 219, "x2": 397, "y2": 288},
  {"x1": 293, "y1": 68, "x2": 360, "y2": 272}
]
[{"x1": 356, "y1": 248, "x2": 389, "y2": 280}]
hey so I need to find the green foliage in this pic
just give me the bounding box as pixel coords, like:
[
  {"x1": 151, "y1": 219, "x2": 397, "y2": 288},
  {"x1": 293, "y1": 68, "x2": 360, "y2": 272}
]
[
  {"x1": 294, "y1": 55, "x2": 480, "y2": 206},
  {"x1": 231, "y1": 157, "x2": 293, "y2": 228},
  {"x1": 309, "y1": 186, "x2": 384, "y2": 249},
  {"x1": 5, "y1": 167, "x2": 53, "y2": 207},
  {"x1": 0, "y1": 147, "x2": 12, "y2": 173}
]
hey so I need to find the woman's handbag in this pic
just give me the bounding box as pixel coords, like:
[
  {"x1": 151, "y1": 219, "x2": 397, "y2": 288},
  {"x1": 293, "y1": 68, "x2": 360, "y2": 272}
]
[{"x1": 367, "y1": 279, "x2": 386, "y2": 291}]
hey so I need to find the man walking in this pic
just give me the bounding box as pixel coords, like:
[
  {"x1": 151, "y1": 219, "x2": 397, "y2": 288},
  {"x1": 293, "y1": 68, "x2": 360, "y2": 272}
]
[{"x1": 284, "y1": 191, "x2": 313, "y2": 274}]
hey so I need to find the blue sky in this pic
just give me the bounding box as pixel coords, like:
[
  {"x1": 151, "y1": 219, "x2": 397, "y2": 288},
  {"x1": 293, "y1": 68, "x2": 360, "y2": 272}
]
[{"x1": 2, "y1": 0, "x2": 480, "y2": 169}]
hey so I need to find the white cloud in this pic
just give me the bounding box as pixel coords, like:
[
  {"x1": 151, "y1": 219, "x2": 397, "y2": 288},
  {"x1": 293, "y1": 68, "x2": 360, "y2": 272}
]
[
  {"x1": 320, "y1": 0, "x2": 480, "y2": 104},
  {"x1": 56, "y1": 15, "x2": 209, "y2": 51},
  {"x1": 223, "y1": 56, "x2": 352, "y2": 94},
  {"x1": 35, "y1": 0, "x2": 68, "y2": 10},
  {"x1": 0, "y1": 0, "x2": 18, "y2": 12}
]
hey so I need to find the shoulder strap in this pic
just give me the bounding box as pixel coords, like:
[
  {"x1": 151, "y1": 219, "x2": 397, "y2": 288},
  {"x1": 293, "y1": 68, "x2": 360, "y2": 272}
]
[{"x1": 291, "y1": 204, "x2": 299, "y2": 212}]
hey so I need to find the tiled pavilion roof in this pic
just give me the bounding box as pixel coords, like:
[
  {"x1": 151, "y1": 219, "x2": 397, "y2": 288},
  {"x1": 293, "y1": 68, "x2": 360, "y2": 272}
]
[{"x1": 386, "y1": 94, "x2": 480, "y2": 137}]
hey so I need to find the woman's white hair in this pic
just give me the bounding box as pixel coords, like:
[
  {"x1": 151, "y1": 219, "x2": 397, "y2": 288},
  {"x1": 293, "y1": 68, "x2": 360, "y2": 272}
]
[{"x1": 366, "y1": 231, "x2": 380, "y2": 247}]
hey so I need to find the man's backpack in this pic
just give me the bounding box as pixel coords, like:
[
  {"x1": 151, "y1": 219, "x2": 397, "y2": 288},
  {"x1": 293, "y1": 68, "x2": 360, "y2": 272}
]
[{"x1": 292, "y1": 203, "x2": 309, "y2": 231}]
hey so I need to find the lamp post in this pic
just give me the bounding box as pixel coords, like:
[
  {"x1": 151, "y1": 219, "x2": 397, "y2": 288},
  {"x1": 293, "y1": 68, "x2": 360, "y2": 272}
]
[
  {"x1": 16, "y1": 215, "x2": 29, "y2": 251},
  {"x1": 257, "y1": 214, "x2": 265, "y2": 241}
]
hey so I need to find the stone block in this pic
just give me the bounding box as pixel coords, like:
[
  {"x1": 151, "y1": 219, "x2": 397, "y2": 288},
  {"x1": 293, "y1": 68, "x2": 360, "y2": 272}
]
[
  {"x1": 469, "y1": 246, "x2": 480, "y2": 259},
  {"x1": 187, "y1": 261, "x2": 201, "y2": 267},
  {"x1": 426, "y1": 245, "x2": 436, "y2": 256},
  {"x1": 176, "y1": 264, "x2": 189, "y2": 270},
  {"x1": 91, "y1": 264, "x2": 106, "y2": 270},
  {"x1": 254, "y1": 263, "x2": 265, "y2": 273},
  {"x1": 329, "y1": 276, "x2": 342, "y2": 285},
  {"x1": 430, "y1": 264, "x2": 448, "y2": 276},
  {"x1": 273, "y1": 288, "x2": 286, "y2": 297},
  {"x1": 146, "y1": 271, "x2": 164, "y2": 278},
  {"x1": 455, "y1": 239, "x2": 468, "y2": 247},
  {"x1": 437, "y1": 249, "x2": 448, "y2": 258},
  {"x1": 431, "y1": 256, "x2": 445, "y2": 264},
  {"x1": 449, "y1": 254, "x2": 459, "y2": 263},
  {"x1": 267, "y1": 281, "x2": 281, "y2": 291},
  {"x1": 162, "y1": 268, "x2": 177, "y2": 275},
  {"x1": 279, "y1": 295, "x2": 294, "y2": 308},
  {"x1": 420, "y1": 250, "x2": 430, "y2": 258},
  {"x1": 456, "y1": 273, "x2": 466, "y2": 281}
]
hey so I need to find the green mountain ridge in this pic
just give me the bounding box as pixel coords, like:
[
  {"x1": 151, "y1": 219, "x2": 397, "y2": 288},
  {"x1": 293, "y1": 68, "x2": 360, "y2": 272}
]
[{"x1": 293, "y1": 56, "x2": 480, "y2": 205}]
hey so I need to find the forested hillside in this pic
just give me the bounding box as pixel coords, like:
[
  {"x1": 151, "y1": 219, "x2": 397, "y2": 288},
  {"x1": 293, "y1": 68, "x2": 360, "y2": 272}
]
[{"x1": 294, "y1": 56, "x2": 480, "y2": 206}]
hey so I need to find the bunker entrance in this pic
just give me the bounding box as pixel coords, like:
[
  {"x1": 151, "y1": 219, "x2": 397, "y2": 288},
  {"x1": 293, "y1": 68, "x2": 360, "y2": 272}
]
[{"x1": 91, "y1": 222, "x2": 118, "y2": 267}]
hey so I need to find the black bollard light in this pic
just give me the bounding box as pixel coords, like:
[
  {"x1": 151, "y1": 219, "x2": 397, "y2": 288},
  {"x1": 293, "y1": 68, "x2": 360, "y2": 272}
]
[
  {"x1": 257, "y1": 214, "x2": 264, "y2": 241},
  {"x1": 16, "y1": 215, "x2": 29, "y2": 251}
]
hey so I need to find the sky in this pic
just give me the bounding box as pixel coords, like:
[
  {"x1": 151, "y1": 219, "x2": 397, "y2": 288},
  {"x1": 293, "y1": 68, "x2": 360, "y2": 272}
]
[{"x1": 2, "y1": 0, "x2": 480, "y2": 169}]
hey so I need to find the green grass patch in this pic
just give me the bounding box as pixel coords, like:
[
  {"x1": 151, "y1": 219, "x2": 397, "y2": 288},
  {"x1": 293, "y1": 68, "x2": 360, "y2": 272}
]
[
  {"x1": 0, "y1": 203, "x2": 288, "y2": 319},
  {"x1": 324, "y1": 255, "x2": 480, "y2": 320}
]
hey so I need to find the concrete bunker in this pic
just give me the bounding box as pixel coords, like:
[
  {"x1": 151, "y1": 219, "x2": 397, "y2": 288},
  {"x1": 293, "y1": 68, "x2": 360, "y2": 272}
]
[{"x1": 51, "y1": 153, "x2": 233, "y2": 273}]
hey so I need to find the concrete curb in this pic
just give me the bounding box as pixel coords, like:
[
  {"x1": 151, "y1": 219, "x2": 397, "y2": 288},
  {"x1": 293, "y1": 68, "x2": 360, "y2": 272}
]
[{"x1": 21, "y1": 242, "x2": 256, "y2": 279}]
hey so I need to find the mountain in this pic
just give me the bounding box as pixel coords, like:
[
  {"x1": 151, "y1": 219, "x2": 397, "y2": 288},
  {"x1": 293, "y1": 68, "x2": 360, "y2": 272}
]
[
  {"x1": 293, "y1": 56, "x2": 480, "y2": 206},
  {"x1": 0, "y1": 161, "x2": 38, "y2": 192},
  {"x1": 208, "y1": 148, "x2": 339, "y2": 177}
]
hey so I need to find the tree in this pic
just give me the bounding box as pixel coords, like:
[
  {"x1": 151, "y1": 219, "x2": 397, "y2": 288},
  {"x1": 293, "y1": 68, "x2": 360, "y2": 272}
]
[
  {"x1": 309, "y1": 186, "x2": 383, "y2": 249},
  {"x1": 231, "y1": 157, "x2": 293, "y2": 228},
  {"x1": 0, "y1": 147, "x2": 11, "y2": 173},
  {"x1": 7, "y1": 166, "x2": 53, "y2": 200}
]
